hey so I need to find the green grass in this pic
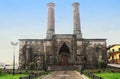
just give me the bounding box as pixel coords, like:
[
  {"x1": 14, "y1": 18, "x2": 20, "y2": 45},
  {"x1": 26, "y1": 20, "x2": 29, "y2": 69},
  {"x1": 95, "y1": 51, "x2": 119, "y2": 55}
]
[
  {"x1": 0, "y1": 74, "x2": 28, "y2": 79},
  {"x1": 95, "y1": 72, "x2": 120, "y2": 79}
]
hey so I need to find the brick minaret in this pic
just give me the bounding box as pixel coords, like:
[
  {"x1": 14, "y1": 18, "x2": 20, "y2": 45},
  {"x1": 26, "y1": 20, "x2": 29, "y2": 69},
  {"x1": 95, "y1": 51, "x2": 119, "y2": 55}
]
[
  {"x1": 46, "y1": 2, "x2": 55, "y2": 39},
  {"x1": 72, "y1": 2, "x2": 82, "y2": 39}
]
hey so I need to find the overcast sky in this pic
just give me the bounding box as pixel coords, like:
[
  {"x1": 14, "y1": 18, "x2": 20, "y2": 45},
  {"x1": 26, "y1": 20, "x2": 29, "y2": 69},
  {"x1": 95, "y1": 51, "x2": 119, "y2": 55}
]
[{"x1": 0, "y1": 0, "x2": 120, "y2": 64}]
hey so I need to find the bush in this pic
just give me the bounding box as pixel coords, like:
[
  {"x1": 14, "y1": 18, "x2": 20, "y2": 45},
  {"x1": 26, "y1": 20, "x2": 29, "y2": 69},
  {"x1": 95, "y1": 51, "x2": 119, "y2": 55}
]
[
  {"x1": 29, "y1": 62, "x2": 35, "y2": 70},
  {"x1": 98, "y1": 60, "x2": 106, "y2": 69},
  {"x1": 0, "y1": 68, "x2": 2, "y2": 74}
]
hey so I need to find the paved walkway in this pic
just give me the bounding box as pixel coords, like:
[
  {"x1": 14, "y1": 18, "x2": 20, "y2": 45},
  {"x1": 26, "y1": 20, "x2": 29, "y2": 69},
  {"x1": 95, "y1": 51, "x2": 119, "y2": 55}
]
[
  {"x1": 40, "y1": 71, "x2": 89, "y2": 79},
  {"x1": 108, "y1": 64, "x2": 120, "y2": 68}
]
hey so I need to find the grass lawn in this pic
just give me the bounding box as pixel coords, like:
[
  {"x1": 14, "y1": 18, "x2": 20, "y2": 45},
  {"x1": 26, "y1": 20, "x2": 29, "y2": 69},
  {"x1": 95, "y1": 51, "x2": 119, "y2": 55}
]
[
  {"x1": 0, "y1": 74, "x2": 28, "y2": 79},
  {"x1": 95, "y1": 72, "x2": 120, "y2": 79}
]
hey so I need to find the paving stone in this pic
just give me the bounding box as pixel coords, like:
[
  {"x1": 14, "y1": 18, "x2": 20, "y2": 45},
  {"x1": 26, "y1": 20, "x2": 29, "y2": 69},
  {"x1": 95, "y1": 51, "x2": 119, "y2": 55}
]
[{"x1": 41, "y1": 71, "x2": 85, "y2": 79}]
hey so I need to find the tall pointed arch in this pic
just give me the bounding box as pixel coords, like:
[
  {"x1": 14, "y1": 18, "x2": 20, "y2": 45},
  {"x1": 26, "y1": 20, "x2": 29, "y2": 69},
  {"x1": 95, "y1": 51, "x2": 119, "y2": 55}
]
[{"x1": 59, "y1": 42, "x2": 70, "y2": 54}]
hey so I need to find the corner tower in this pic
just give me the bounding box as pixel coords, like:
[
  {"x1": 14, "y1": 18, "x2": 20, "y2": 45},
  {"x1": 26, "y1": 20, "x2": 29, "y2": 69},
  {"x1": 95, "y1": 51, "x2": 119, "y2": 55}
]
[
  {"x1": 46, "y1": 2, "x2": 55, "y2": 39},
  {"x1": 72, "y1": 2, "x2": 82, "y2": 39}
]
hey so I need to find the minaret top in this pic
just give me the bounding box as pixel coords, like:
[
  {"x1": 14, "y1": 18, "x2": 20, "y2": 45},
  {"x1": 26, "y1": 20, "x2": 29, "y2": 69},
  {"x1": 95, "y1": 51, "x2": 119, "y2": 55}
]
[
  {"x1": 47, "y1": 2, "x2": 55, "y2": 8},
  {"x1": 72, "y1": 2, "x2": 80, "y2": 7}
]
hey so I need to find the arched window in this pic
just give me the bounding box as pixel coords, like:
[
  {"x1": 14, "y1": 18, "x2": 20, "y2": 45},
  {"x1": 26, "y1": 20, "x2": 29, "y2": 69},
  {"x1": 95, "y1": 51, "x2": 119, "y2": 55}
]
[
  {"x1": 112, "y1": 49, "x2": 114, "y2": 52},
  {"x1": 119, "y1": 54, "x2": 120, "y2": 59},
  {"x1": 118, "y1": 48, "x2": 120, "y2": 51},
  {"x1": 112, "y1": 55, "x2": 114, "y2": 60}
]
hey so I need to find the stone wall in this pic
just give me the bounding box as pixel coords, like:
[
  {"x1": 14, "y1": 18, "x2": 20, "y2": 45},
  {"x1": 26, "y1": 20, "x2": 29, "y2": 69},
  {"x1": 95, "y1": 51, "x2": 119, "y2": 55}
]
[
  {"x1": 76, "y1": 40, "x2": 83, "y2": 65},
  {"x1": 83, "y1": 39, "x2": 107, "y2": 68},
  {"x1": 19, "y1": 39, "x2": 44, "y2": 69},
  {"x1": 19, "y1": 38, "x2": 107, "y2": 69}
]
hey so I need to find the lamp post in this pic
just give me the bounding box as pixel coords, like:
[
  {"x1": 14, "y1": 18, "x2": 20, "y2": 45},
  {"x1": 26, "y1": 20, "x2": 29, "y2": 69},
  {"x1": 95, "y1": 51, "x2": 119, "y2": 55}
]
[{"x1": 11, "y1": 42, "x2": 18, "y2": 75}]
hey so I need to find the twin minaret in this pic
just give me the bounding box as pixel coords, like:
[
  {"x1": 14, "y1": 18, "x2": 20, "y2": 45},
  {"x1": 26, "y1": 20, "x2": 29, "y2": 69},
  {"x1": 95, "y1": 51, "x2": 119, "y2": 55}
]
[
  {"x1": 46, "y1": 2, "x2": 82, "y2": 39},
  {"x1": 47, "y1": 2, "x2": 55, "y2": 39}
]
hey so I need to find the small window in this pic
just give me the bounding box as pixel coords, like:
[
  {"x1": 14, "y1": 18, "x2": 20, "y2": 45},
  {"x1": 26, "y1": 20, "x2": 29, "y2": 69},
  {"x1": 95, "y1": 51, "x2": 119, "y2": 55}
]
[
  {"x1": 112, "y1": 49, "x2": 114, "y2": 52},
  {"x1": 118, "y1": 48, "x2": 120, "y2": 51},
  {"x1": 112, "y1": 55, "x2": 114, "y2": 60}
]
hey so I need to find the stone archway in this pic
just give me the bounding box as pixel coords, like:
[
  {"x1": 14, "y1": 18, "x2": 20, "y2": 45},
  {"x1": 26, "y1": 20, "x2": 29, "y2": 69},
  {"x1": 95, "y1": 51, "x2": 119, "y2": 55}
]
[{"x1": 59, "y1": 42, "x2": 70, "y2": 66}]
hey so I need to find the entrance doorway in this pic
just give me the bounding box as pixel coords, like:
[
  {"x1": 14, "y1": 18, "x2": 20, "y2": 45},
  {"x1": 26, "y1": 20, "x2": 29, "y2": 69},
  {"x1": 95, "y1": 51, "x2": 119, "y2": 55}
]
[
  {"x1": 59, "y1": 42, "x2": 70, "y2": 66},
  {"x1": 60, "y1": 55, "x2": 68, "y2": 66}
]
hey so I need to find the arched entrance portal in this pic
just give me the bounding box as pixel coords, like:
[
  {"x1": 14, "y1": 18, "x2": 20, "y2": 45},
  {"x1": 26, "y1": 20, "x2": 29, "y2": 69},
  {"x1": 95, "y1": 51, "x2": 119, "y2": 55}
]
[{"x1": 59, "y1": 42, "x2": 70, "y2": 66}]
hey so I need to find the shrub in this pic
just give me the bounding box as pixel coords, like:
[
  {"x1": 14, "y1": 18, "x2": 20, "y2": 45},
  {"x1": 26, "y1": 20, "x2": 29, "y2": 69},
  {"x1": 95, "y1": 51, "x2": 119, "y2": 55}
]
[
  {"x1": 98, "y1": 60, "x2": 106, "y2": 69},
  {"x1": 0, "y1": 68, "x2": 2, "y2": 74},
  {"x1": 29, "y1": 62, "x2": 35, "y2": 70}
]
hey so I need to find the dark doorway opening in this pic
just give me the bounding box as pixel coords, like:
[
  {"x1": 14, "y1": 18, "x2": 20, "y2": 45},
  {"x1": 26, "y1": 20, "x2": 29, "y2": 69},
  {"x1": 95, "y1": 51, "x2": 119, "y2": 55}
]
[{"x1": 59, "y1": 42, "x2": 70, "y2": 66}]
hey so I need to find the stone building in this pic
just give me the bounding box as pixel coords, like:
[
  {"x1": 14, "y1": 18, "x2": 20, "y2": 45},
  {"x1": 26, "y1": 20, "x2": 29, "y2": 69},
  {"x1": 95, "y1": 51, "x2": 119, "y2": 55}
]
[{"x1": 19, "y1": 2, "x2": 107, "y2": 70}]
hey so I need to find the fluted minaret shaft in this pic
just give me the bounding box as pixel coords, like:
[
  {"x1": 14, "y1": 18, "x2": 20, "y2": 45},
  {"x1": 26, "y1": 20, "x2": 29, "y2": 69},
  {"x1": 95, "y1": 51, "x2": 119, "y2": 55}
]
[
  {"x1": 47, "y1": 2, "x2": 55, "y2": 39},
  {"x1": 72, "y1": 2, "x2": 82, "y2": 39}
]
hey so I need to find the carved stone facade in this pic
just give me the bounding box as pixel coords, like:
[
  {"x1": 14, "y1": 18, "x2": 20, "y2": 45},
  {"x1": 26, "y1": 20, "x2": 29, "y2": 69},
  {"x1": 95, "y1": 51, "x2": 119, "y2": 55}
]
[
  {"x1": 19, "y1": 2, "x2": 107, "y2": 69},
  {"x1": 19, "y1": 37, "x2": 107, "y2": 69}
]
